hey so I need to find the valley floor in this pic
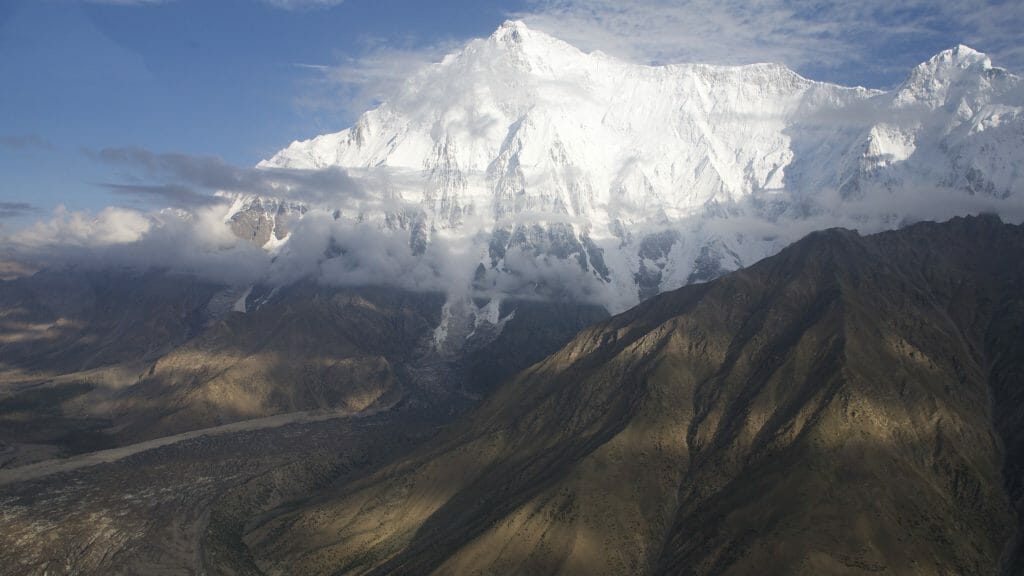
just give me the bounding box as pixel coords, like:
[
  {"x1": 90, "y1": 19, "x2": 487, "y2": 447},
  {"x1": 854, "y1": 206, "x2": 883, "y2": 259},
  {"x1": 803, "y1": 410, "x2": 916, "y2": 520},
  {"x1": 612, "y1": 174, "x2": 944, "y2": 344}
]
[
  {"x1": 0, "y1": 405, "x2": 378, "y2": 486},
  {"x1": 0, "y1": 402, "x2": 449, "y2": 576}
]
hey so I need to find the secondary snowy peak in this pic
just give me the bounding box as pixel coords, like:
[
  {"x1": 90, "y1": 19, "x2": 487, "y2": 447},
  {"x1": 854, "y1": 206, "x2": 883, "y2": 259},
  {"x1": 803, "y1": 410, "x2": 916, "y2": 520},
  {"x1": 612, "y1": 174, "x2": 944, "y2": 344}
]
[
  {"x1": 845, "y1": 44, "x2": 1023, "y2": 201},
  {"x1": 894, "y1": 44, "x2": 1007, "y2": 109},
  {"x1": 914, "y1": 44, "x2": 992, "y2": 78},
  {"x1": 251, "y1": 23, "x2": 1022, "y2": 319}
]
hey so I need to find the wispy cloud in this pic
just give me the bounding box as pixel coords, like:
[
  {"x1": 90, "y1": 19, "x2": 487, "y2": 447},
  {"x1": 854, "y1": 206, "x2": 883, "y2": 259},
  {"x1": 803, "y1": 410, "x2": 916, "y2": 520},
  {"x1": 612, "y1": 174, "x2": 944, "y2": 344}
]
[
  {"x1": 262, "y1": 0, "x2": 345, "y2": 9},
  {"x1": 513, "y1": 0, "x2": 1024, "y2": 86},
  {"x1": 80, "y1": 0, "x2": 345, "y2": 8},
  {"x1": 291, "y1": 63, "x2": 329, "y2": 71},
  {"x1": 89, "y1": 146, "x2": 365, "y2": 207},
  {"x1": 0, "y1": 202, "x2": 41, "y2": 219},
  {"x1": 99, "y1": 182, "x2": 229, "y2": 209},
  {"x1": 0, "y1": 134, "x2": 55, "y2": 152},
  {"x1": 79, "y1": 0, "x2": 171, "y2": 5},
  {"x1": 292, "y1": 36, "x2": 462, "y2": 120}
]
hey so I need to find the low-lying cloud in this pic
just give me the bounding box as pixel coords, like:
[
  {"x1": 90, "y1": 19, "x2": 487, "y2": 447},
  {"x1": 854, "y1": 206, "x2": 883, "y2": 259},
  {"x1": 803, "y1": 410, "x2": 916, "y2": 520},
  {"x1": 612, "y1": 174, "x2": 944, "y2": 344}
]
[
  {"x1": 8, "y1": 204, "x2": 271, "y2": 286},
  {"x1": 7, "y1": 158, "x2": 1021, "y2": 315}
]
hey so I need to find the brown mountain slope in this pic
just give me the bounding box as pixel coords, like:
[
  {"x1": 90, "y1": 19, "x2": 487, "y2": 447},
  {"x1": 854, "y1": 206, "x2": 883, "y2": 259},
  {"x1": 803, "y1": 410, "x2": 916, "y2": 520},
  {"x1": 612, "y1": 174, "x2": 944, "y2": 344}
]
[
  {"x1": 106, "y1": 289, "x2": 603, "y2": 444},
  {"x1": 244, "y1": 215, "x2": 1024, "y2": 576},
  {"x1": 0, "y1": 270, "x2": 607, "y2": 455},
  {"x1": 0, "y1": 270, "x2": 220, "y2": 380},
  {"x1": 109, "y1": 285, "x2": 444, "y2": 442},
  {"x1": 0, "y1": 271, "x2": 225, "y2": 459}
]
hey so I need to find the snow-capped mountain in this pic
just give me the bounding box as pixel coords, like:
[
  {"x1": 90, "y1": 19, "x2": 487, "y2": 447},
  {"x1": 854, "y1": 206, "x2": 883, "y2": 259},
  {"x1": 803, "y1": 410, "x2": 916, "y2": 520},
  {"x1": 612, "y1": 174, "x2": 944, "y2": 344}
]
[{"x1": 234, "y1": 21, "x2": 1021, "y2": 316}]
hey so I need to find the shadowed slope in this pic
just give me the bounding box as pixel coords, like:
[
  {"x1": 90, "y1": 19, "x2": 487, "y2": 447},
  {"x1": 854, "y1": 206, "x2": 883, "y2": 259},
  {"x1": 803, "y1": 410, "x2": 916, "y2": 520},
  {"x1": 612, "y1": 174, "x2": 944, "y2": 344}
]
[
  {"x1": 112, "y1": 285, "x2": 444, "y2": 442},
  {"x1": 0, "y1": 269, "x2": 607, "y2": 461},
  {"x1": 0, "y1": 270, "x2": 220, "y2": 380},
  {"x1": 245, "y1": 215, "x2": 1024, "y2": 576},
  {"x1": 0, "y1": 276, "x2": 608, "y2": 574}
]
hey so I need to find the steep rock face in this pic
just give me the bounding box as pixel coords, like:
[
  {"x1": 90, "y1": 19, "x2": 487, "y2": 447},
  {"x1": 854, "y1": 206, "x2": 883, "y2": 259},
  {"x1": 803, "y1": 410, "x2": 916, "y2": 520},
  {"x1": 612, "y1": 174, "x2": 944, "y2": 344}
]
[
  {"x1": 241, "y1": 22, "x2": 1022, "y2": 312},
  {"x1": 224, "y1": 195, "x2": 308, "y2": 248},
  {"x1": 244, "y1": 215, "x2": 1024, "y2": 576}
]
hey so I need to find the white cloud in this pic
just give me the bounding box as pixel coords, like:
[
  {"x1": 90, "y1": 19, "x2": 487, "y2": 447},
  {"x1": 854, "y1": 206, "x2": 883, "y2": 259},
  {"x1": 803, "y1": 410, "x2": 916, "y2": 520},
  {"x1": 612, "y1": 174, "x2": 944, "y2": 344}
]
[
  {"x1": 6, "y1": 204, "x2": 271, "y2": 285},
  {"x1": 17, "y1": 205, "x2": 153, "y2": 247}
]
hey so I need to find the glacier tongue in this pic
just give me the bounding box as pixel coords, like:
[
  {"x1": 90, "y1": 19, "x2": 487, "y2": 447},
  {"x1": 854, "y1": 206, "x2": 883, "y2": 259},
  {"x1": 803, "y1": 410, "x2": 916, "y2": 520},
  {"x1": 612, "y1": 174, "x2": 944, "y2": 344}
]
[{"x1": 241, "y1": 20, "x2": 1021, "y2": 325}]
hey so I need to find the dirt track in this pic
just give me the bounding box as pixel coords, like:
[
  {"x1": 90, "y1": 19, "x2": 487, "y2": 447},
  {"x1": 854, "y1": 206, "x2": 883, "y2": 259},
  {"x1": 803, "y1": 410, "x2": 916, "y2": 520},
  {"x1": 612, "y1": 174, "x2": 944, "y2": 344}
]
[{"x1": 0, "y1": 407, "x2": 364, "y2": 486}]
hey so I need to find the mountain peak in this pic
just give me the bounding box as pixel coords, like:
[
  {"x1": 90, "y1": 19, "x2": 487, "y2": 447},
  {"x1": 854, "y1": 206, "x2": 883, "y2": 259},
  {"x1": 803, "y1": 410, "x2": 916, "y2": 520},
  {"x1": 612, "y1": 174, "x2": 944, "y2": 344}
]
[
  {"x1": 894, "y1": 44, "x2": 997, "y2": 107},
  {"x1": 482, "y1": 18, "x2": 583, "y2": 64},
  {"x1": 489, "y1": 19, "x2": 542, "y2": 47},
  {"x1": 904, "y1": 44, "x2": 992, "y2": 82},
  {"x1": 908, "y1": 44, "x2": 992, "y2": 79},
  {"x1": 496, "y1": 19, "x2": 529, "y2": 32},
  {"x1": 930, "y1": 44, "x2": 990, "y2": 69}
]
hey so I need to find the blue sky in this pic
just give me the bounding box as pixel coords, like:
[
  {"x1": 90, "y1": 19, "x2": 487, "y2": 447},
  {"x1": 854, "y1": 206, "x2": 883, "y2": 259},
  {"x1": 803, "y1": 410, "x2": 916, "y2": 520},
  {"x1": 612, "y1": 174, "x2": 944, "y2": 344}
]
[{"x1": 1, "y1": 0, "x2": 1022, "y2": 230}]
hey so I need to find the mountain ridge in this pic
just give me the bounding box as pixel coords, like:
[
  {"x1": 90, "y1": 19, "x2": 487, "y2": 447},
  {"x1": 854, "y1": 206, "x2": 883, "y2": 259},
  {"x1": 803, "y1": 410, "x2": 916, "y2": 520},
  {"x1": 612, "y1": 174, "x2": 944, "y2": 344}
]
[
  {"x1": 231, "y1": 21, "x2": 1023, "y2": 327},
  {"x1": 243, "y1": 214, "x2": 1024, "y2": 576}
]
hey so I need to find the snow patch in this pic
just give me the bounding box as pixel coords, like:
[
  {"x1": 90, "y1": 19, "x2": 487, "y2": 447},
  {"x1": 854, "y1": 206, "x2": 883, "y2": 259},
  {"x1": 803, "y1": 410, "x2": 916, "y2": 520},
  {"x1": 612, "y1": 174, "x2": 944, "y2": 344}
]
[{"x1": 233, "y1": 285, "x2": 253, "y2": 313}]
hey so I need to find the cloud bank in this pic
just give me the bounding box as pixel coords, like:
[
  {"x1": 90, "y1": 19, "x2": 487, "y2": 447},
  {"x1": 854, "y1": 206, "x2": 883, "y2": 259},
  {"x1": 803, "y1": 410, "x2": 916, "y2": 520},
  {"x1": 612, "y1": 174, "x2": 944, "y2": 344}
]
[
  {"x1": 5, "y1": 146, "x2": 1022, "y2": 314},
  {"x1": 1, "y1": 145, "x2": 625, "y2": 307}
]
